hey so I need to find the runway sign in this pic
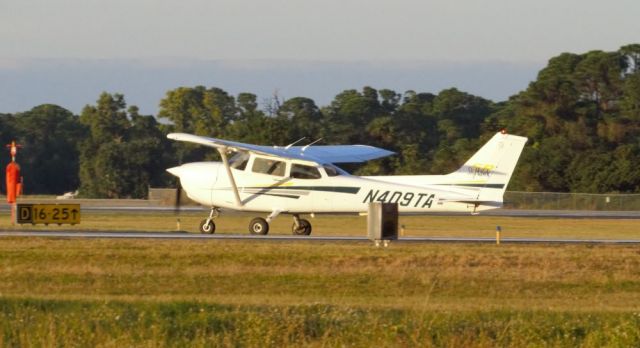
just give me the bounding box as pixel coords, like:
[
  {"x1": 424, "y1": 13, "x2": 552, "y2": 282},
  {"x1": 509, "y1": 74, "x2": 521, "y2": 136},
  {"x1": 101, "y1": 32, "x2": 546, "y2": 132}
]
[{"x1": 17, "y1": 204, "x2": 81, "y2": 225}]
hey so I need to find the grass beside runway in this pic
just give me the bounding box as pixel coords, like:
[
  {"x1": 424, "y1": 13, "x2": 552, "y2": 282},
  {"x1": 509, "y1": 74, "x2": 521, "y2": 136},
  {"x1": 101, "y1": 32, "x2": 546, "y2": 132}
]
[{"x1": 0, "y1": 237, "x2": 640, "y2": 346}]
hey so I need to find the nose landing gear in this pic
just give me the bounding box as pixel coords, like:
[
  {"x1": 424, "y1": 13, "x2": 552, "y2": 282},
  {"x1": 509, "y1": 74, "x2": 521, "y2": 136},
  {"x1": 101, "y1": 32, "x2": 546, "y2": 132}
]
[
  {"x1": 199, "y1": 219, "x2": 215, "y2": 233},
  {"x1": 199, "y1": 207, "x2": 220, "y2": 234}
]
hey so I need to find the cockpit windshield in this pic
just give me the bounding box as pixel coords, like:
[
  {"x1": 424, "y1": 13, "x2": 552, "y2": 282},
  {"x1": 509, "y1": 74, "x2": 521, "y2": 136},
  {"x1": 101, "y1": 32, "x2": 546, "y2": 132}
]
[
  {"x1": 323, "y1": 164, "x2": 347, "y2": 177},
  {"x1": 229, "y1": 151, "x2": 250, "y2": 170}
]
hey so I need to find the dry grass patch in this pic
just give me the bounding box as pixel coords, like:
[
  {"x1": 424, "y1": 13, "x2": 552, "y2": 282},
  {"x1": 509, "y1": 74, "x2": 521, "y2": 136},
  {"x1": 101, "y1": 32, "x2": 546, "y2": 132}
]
[
  {"x1": 1, "y1": 238, "x2": 639, "y2": 311},
  {"x1": 1, "y1": 237, "x2": 640, "y2": 346}
]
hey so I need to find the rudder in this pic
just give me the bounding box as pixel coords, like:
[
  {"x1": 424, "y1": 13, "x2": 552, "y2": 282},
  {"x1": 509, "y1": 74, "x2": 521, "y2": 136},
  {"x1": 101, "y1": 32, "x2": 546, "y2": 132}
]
[{"x1": 449, "y1": 132, "x2": 528, "y2": 202}]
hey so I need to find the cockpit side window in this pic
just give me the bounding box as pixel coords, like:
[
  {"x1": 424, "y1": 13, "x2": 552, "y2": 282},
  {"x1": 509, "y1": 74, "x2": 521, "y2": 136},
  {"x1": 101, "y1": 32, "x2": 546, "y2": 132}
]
[
  {"x1": 291, "y1": 164, "x2": 321, "y2": 179},
  {"x1": 323, "y1": 164, "x2": 342, "y2": 177},
  {"x1": 229, "y1": 151, "x2": 250, "y2": 171},
  {"x1": 252, "y1": 157, "x2": 286, "y2": 176}
]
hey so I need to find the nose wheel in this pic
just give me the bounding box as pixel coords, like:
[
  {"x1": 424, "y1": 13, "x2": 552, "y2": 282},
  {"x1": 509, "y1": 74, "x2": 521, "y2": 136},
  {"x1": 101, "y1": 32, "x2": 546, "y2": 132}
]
[
  {"x1": 199, "y1": 219, "x2": 216, "y2": 234},
  {"x1": 199, "y1": 207, "x2": 220, "y2": 234}
]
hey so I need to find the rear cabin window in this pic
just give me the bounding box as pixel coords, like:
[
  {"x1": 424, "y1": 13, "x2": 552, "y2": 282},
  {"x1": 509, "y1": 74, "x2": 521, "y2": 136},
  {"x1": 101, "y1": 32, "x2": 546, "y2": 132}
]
[
  {"x1": 291, "y1": 164, "x2": 321, "y2": 179},
  {"x1": 252, "y1": 157, "x2": 286, "y2": 176}
]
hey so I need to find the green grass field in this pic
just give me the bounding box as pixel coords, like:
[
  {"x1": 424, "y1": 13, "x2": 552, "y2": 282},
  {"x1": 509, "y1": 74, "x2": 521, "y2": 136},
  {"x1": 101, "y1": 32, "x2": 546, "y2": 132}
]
[{"x1": 1, "y1": 211, "x2": 639, "y2": 346}]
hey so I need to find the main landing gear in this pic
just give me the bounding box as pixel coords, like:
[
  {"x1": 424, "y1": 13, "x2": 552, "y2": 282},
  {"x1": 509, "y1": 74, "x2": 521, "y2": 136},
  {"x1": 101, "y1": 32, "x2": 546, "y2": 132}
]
[
  {"x1": 249, "y1": 217, "x2": 269, "y2": 235},
  {"x1": 248, "y1": 213, "x2": 311, "y2": 236},
  {"x1": 292, "y1": 214, "x2": 312, "y2": 235},
  {"x1": 198, "y1": 207, "x2": 313, "y2": 236}
]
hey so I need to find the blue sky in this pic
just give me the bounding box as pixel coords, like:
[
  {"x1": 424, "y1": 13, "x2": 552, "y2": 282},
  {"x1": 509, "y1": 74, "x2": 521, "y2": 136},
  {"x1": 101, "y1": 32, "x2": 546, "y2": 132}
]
[{"x1": 1, "y1": 0, "x2": 638, "y2": 114}]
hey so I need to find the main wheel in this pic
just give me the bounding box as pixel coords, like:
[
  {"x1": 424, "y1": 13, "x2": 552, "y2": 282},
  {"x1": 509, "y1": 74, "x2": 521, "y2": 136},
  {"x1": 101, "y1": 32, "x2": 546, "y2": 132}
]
[
  {"x1": 292, "y1": 219, "x2": 312, "y2": 235},
  {"x1": 199, "y1": 219, "x2": 216, "y2": 234},
  {"x1": 249, "y1": 217, "x2": 269, "y2": 235}
]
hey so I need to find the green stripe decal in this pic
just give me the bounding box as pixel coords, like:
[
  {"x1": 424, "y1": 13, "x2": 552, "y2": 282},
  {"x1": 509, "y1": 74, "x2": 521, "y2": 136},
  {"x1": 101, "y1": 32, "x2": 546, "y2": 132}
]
[
  {"x1": 436, "y1": 183, "x2": 505, "y2": 189},
  {"x1": 247, "y1": 186, "x2": 361, "y2": 194},
  {"x1": 253, "y1": 192, "x2": 300, "y2": 199}
]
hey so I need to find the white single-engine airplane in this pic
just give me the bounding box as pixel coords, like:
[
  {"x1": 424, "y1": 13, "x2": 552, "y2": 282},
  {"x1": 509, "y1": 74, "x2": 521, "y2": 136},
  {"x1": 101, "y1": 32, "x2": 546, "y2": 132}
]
[{"x1": 166, "y1": 131, "x2": 527, "y2": 235}]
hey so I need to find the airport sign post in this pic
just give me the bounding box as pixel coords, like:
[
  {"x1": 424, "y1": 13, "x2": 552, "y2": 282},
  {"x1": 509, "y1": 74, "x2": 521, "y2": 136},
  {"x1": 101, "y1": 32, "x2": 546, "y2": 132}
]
[{"x1": 16, "y1": 204, "x2": 81, "y2": 225}]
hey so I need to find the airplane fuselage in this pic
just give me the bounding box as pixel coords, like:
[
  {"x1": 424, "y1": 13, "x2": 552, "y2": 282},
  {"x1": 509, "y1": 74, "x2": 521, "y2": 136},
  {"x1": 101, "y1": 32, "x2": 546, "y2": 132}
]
[{"x1": 173, "y1": 160, "x2": 495, "y2": 215}]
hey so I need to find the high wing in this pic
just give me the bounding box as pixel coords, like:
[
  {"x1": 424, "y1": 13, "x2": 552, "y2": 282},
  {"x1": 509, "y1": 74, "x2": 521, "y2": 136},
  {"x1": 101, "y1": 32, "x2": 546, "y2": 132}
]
[{"x1": 167, "y1": 133, "x2": 395, "y2": 164}]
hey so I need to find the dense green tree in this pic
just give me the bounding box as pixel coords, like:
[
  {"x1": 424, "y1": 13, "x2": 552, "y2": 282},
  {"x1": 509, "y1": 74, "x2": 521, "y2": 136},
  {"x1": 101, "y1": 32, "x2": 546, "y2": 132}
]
[
  {"x1": 432, "y1": 88, "x2": 492, "y2": 141},
  {"x1": 621, "y1": 44, "x2": 640, "y2": 74},
  {"x1": 158, "y1": 86, "x2": 237, "y2": 162},
  {"x1": 237, "y1": 93, "x2": 259, "y2": 115},
  {"x1": 277, "y1": 97, "x2": 323, "y2": 142},
  {"x1": 80, "y1": 93, "x2": 129, "y2": 141},
  {"x1": 621, "y1": 71, "x2": 640, "y2": 114},
  {"x1": 157, "y1": 86, "x2": 205, "y2": 133},
  {"x1": 79, "y1": 93, "x2": 170, "y2": 198},
  {"x1": 12, "y1": 105, "x2": 87, "y2": 194},
  {"x1": 227, "y1": 93, "x2": 271, "y2": 144},
  {"x1": 0, "y1": 113, "x2": 17, "y2": 143},
  {"x1": 127, "y1": 106, "x2": 174, "y2": 189},
  {"x1": 322, "y1": 87, "x2": 383, "y2": 144},
  {"x1": 488, "y1": 44, "x2": 640, "y2": 192},
  {"x1": 79, "y1": 93, "x2": 127, "y2": 197},
  {"x1": 198, "y1": 87, "x2": 236, "y2": 136},
  {"x1": 388, "y1": 92, "x2": 438, "y2": 174},
  {"x1": 379, "y1": 89, "x2": 401, "y2": 114}
]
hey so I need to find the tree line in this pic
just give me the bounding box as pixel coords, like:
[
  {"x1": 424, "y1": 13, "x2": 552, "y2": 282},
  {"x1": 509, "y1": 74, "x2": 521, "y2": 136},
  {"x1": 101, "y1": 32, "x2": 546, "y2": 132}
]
[{"x1": 1, "y1": 44, "x2": 639, "y2": 197}]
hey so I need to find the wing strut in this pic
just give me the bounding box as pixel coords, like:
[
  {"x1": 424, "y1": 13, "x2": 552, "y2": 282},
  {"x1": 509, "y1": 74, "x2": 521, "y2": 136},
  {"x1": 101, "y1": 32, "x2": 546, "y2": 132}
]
[{"x1": 218, "y1": 147, "x2": 243, "y2": 208}]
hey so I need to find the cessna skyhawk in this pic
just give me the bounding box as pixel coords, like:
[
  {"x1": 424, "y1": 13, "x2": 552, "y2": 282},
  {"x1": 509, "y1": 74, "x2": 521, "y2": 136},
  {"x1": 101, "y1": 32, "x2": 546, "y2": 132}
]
[{"x1": 166, "y1": 131, "x2": 527, "y2": 235}]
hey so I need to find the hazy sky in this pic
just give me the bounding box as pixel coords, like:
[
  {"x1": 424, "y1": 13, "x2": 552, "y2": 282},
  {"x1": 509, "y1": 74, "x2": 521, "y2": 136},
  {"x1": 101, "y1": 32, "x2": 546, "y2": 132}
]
[
  {"x1": 1, "y1": 0, "x2": 639, "y2": 113},
  {"x1": 2, "y1": 0, "x2": 638, "y2": 61}
]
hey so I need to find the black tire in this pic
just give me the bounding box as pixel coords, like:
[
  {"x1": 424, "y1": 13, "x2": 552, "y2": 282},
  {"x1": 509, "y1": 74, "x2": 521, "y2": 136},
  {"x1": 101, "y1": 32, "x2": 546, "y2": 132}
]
[
  {"x1": 199, "y1": 219, "x2": 216, "y2": 234},
  {"x1": 249, "y1": 217, "x2": 269, "y2": 235},
  {"x1": 292, "y1": 219, "x2": 312, "y2": 235}
]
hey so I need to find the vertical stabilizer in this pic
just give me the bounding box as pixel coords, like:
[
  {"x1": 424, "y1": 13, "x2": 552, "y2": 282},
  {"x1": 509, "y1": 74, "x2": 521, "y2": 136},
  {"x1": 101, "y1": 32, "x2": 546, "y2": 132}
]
[{"x1": 448, "y1": 132, "x2": 528, "y2": 203}]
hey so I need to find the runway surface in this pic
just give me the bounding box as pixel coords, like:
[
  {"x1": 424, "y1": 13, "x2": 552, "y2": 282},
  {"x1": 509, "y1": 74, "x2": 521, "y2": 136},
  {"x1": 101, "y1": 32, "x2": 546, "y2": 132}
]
[
  {"x1": 1, "y1": 230, "x2": 639, "y2": 244},
  {"x1": 4, "y1": 205, "x2": 640, "y2": 218},
  {"x1": 2, "y1": 201, "x2": 640, "y2": 218}
]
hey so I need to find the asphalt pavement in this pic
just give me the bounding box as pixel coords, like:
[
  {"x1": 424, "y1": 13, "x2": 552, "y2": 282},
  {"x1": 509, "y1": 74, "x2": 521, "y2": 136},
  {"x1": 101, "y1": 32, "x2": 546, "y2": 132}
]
[{"x1": 1, "y1": 230, "x2": 638, "y2": 244}]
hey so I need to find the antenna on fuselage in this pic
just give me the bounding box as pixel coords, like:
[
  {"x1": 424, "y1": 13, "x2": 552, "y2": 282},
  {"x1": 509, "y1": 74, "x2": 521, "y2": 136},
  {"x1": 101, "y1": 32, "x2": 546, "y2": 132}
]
[
  {"x1": 284, "y1": 137, "x2": 307, "y2": 150},
  {"x1": 302, "y1": 138, "x2": 323, "y2": 152}
]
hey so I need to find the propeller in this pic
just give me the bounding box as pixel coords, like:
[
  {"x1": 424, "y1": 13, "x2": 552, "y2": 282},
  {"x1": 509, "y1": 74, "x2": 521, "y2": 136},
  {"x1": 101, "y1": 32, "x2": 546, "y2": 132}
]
[{"x1": 174, "y1": 178, "x2": 183, "y2": 231}]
